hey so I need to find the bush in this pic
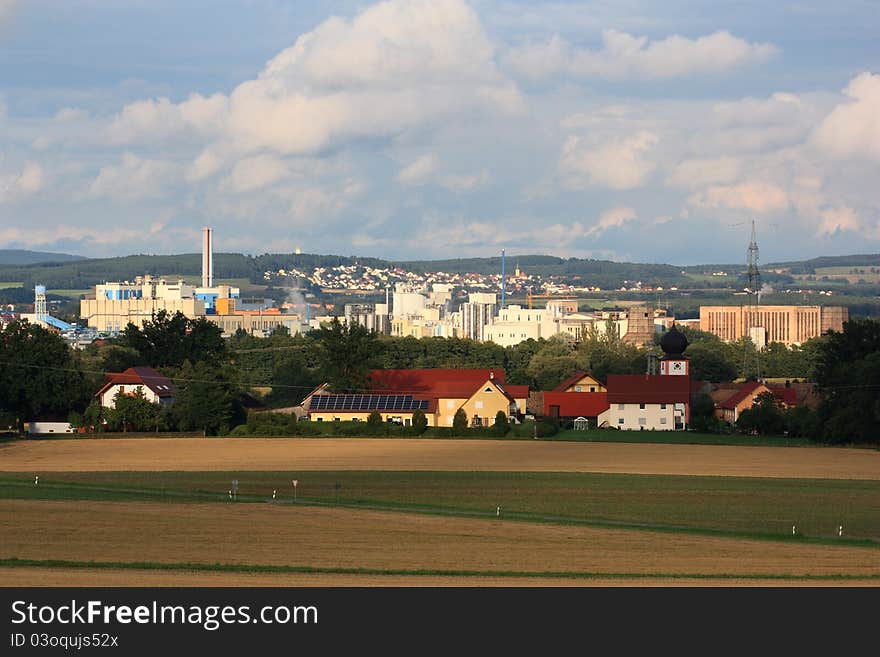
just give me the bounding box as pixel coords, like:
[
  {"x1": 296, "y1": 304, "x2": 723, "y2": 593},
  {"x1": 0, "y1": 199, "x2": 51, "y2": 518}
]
[
  {"x1": 492, "y1": 411, "x2": 508, "y2": 437},
  {"x1": 367, "y1": 411, "x2": 384, "y2": 428},
  {"x1": 412, "y1": 408, "x2": 428, "y2": 435}
]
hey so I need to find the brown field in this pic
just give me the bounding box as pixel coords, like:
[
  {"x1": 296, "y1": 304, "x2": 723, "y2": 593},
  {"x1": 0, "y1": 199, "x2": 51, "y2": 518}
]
[
  {"x1": 1, "y1": 500, "x2": 877, "y2": 584},
  {"x1": 4, "y1": 568, "x2": 877, "y2": 587},
  {"x1": 2, "y1": 438, "x2": 878, "y2": 479}
]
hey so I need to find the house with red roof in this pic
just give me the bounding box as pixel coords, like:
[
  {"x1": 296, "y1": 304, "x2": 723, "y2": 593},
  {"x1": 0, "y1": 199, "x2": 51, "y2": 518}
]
[
  {"x1": 710, "y1": 380, "x2": 801, "y2": 424},
  {"x1": 306, "y1": 369, "x2": 527, "y2": 428},
  {"x1": 552, "y1": 371, "x2": 606, "y2": 393},
  {"x1": 96, "y1": 366, "x2": 175, "y2": 408}
]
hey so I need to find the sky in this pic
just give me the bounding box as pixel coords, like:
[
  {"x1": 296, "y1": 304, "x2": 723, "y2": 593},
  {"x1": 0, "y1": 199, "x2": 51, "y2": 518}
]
[{"x1": 0, "y1": 0, "x2": 878, "y2": 265}]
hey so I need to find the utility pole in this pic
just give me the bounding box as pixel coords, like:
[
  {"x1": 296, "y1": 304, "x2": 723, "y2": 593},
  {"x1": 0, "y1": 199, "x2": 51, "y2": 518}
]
[{"x1": 743, "y1": 220, "x2": 762, "y2": 380}]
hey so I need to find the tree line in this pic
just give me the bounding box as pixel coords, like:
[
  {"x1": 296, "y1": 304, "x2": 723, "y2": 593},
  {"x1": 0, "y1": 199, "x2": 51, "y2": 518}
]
[{"x1": 2, "y1": 312, "x2": 878, "y2": 443}]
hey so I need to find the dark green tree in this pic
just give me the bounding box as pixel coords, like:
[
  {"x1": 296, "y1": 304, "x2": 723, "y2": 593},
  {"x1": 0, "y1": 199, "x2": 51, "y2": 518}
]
[
  {"x1": 686, "y1": 344, "x2": 737, "y2": 382},
  {"x1": 120, "y1": 311, "x2": 226, "y2": 368},
  {"x1": 411, "y1": 408, "x2": 428, "y2": 434},
  {"x1": 367, "y1": 410, "x2": 384, "y2": 428},
  {"x1": 316, "y1": 317, "x2": 383, "y2": 392},
  {"x1": 492, "y1": 410, "x2": 509, "y2": 437},
  {"x1": 0, "y1": 320, "x2": 91, "y2": 430},
  {"x1": 171, "y1": 361, "x2": 245, "y2": 435},
  {"x1": 452, "y1": 408, "x2": 468, "y2": 434},
  {"x1": 736, "y1": 392, "x2": 785, "y2": 435},
  {"x1": 813, "y1": 318, "x2": 880, "y2": 444}
]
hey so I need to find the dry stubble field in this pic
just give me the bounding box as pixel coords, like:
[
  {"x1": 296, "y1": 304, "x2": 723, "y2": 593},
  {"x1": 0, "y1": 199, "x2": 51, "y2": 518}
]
[
  {"x1": 2, "y1": 438, "x2": 878, "y2": 479},
  {"x1": 2, "y1": 438, "x2": 878, "y2": 586}
]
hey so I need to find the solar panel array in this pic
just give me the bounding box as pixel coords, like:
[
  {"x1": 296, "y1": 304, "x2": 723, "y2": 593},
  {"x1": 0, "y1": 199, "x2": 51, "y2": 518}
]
[{"x1": 310, "y1": 394, "x2": 429, "y2": 411}]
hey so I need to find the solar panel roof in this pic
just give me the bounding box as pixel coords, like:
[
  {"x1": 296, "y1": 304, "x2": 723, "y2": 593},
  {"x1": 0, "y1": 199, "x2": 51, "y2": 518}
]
[{"x1": 310, "y1": 394, "x2": 429, "y2": 411}]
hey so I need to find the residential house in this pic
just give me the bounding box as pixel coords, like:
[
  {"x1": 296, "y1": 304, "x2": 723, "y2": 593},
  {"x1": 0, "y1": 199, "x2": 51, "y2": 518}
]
[{"x1": 96, "y1": 366, "x2": 175, "y2": 408}]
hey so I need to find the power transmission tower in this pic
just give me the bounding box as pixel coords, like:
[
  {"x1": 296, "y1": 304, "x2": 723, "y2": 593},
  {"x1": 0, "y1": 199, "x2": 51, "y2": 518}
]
[{"x1": 743, "y1": 221, "x2": 762, "y2": 380}]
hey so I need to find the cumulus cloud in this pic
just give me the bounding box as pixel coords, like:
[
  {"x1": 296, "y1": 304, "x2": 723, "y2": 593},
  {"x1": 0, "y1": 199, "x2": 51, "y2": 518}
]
[
  {"x1": 0, "y1": 161, "x2": 45, "y2": 202},
  {"x1": 440, "y1": 169, "x2": 490, "y2": 191},
  {"x1": 687, "y1": 181, "x2": 789, "y2": 213},
  {"x1": 89, "y1": 153, "x2": 179, "y2": 200},
  {"x1": 817, "y1": 206, "x2": 862, "y2": 236},
  {"x1": 397, "y1": 154, "x2": 436, "y2": 185},
  {"x1": 814, "y1": 72, "x2": 880, "y2": 162},
  {"x1": 222, "y1": 154, "x2": 291, "y2": 193},
  {"x1": 560, "y1": 130, "x2": 658, "y2": 189},
  {"x1": 506, "y1": 29, "x2": 777, "y2": 80},
  {"x1": 104, "y1": 0, "x2": 522, "y2": 175},
  {"x1": 667, "y1": 156, "x2": 742, "y2": 189}
]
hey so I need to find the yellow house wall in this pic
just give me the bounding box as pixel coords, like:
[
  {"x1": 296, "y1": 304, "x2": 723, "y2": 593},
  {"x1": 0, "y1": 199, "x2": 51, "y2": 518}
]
[
  {"x1": 307, "y1": 410, "x2": 436, "y2": 426},
  {"x1": 457, "y1": 382, "x2": 516, "y2": 428},
  {"x1": 562, "y1": 375, "x2": 606, "y2": 393}
]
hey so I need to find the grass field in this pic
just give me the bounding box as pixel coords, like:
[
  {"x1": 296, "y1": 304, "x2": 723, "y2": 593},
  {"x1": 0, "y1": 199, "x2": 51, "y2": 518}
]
[
  {"x1": 2, "y1": 470, "x2": 877, "y2": 540},
  {"x1": 0, "y1": 281, "x2": 23, "y2": 289},
  {"x1": 2, "y1": 438, "x2": 877, "y2": 586}
]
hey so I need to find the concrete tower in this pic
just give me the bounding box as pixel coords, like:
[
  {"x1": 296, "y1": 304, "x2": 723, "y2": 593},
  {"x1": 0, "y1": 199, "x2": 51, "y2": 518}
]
[{"x1": 201, "y1": 227, "x2": 213, "y2": 288}]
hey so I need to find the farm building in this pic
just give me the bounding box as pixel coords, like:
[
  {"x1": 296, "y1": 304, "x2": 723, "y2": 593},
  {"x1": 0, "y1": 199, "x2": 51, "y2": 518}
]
[{"x1": 304, "y1": 369, "x2": 527, "y2": 428}]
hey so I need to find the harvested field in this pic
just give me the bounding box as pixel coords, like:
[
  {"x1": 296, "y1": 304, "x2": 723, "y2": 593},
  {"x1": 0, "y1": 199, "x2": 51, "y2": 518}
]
[
  {"x1": 3, "y1": 568, "x2": 877, "y2": 588},
  {"x1": 2, "y1": 438, "x2": 878, "y2": 480},
  {"x1": 1, "y1": 500, "x2": 877, "y2": 579}
]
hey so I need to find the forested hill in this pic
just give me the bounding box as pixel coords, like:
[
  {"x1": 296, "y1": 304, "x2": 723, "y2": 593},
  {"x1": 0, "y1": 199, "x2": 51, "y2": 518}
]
[
  {"x1": 0, "y1": 250, "x2": 877, "y2": 291},
  {"x1": 0, "y1": 249, "x2": 85, "y2": 265}
]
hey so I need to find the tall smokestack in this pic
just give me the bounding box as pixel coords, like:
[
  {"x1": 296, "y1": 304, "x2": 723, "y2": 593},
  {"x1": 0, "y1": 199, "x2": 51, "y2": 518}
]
[
  {"x1": 202, "y1": 226, "x2": 213, "y2": 288},
  {"x1": 500, "y1": 248, "x2": 506, "y2": 309}
]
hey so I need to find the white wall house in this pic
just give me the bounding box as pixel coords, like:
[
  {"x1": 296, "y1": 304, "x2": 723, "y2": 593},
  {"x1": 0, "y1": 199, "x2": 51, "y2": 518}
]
[{"x1": 96, "y1": 367, "x2": 175, "y2": 408}]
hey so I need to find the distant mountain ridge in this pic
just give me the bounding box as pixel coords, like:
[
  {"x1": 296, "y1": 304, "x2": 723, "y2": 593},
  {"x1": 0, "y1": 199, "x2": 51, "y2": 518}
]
[{"x1": 0, "y1": 249, "x2": 85, "y2": 266}]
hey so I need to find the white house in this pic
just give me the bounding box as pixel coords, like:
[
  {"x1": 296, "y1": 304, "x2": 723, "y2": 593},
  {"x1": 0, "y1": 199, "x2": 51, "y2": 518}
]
[{"x1": 96, "y1": 366, "x2": 175, "y2": 408}]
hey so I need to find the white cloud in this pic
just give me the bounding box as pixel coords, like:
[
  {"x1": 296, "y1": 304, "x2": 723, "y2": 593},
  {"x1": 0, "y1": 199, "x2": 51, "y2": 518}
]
[
  {"x1": 686, "y1": 181, "x2": 789, "y2": 213},
  {"x1": 108, "y1": 93, "x2": 228, "y2": 145},
  {"x1": 89, "y1": 153, "x2": 178, "y2": 200},
  {"x1": 0, "y1": 160, "x2": 44, "y2": 202},
  {"x1": 587, "y1": 205, "x2": 638, "y2": 236},
  {"x1": 397, "y1": 154, "x2": 437, "y2": 185},
  {"x1": 222, "y1": 154, "x2": 291, "y2": 193},
  {"x1": 506, "y1": 29, "x2": 777, "y2": 80},
  {"x1": 560, "y1": 130, "x2": 658, "y2": 189},
  {"x1": 667, "y1": 156, "x2": 742, "y2": 189},
  {"x1": 440, "y1": 168, "x2": 490, "y2": 191},
  {"x1": 813, "y1": 72, "x2": 880, "y2": 162},
  {"x1": 817, "y1": 206, "x2": 862, "y2": 236}
]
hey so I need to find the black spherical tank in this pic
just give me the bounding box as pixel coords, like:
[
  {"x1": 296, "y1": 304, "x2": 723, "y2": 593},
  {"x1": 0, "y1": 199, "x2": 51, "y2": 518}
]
[{"x1": 660, "y1": 324, "x2": 689, "y2": 356}]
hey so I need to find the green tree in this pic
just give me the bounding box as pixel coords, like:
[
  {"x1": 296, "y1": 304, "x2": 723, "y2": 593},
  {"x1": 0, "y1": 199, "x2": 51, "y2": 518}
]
[
  {"x1": 367, "y1": 410, "x2": 384, "y2": 428},
  {"x1": 526, "y1": 336, "x2": 578, "y2": 390},
  {"x1": 686, "y1": 344, "x2": 737, "y2": 382},
  {"x1": 171, "y1": 361, "x2": 245, "y2": 435},
  {"x1": 492, "y1": 410, "x2": 509, "y2": 437},
  {"x1": 411, "y1": 408, "x2": 428, "y2": 434},
  {"x1": 107, "y1": 389, "x2": 161, "y2": 432},
  {"x1": 0, "y1": 320, "x2": 91, "y2": 430},
  {"x1": 736, "y1": 392, "x2": 785, "y2": 436},
  {"x1": 316, "y1": 317, "x2": 383, "y2": 392},
  {"x1": 813, "y1": 318, "x2": 880, "y2": 444},
  {"x1": 119, "y1": 311, "x2": 226, "y2": 368},
  {"x1": 452, "y1": 408, "x2": 468, "y2": 434}
]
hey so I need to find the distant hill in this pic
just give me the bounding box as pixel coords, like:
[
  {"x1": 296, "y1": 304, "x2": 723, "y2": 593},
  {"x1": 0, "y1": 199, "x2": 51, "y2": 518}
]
[{"x1": 0, "y1": 249, "x2": 85, "y2": 266}]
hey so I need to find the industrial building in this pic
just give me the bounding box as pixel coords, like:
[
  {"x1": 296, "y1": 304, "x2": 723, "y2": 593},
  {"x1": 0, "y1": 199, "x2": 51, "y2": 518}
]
[{"x1": 699, "y1": 305, "x2": 848, "y2": 347}]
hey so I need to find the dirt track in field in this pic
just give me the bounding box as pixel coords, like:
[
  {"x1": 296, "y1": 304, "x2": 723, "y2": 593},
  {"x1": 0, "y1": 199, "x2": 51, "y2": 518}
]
[
  {"x1": 2, "y1": 500, "x2": 877, "y2": 580},
  {"x1": 3, "y1": 568, "x2": 877, "y2": 587},
  {"x1": 1, "y1": 438, "x2": 878, "y2": 479}
]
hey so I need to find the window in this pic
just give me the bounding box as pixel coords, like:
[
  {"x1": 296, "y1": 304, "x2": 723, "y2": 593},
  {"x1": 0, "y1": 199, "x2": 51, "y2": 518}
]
[
  {"x1": 590, "y1": 387, "x2": 596, "y2": 392},
  {"x1": 617, "y1": 403, "x2": 625, "y2": 411},
  {"x1": 618, "y1": 418, "x2": 624, "y2": 424},
  {"x1": 484, "y1": 387, "x2": 493, "y2": 393},
  {"x1": 119, "y1": 386, "x2": 125, "y2": 394},
  {"x1": 575, "y1": 385, "x2": 582, "y2": 392},
  {"x1": 639, "y1": 417, "x2": 647, "y2": 425},
  {"x1": 475, "y1": 400, "x2": 484, "y2": 409},
  {"x1": 660, "y1": 403, "x2": 667, "y2": 410},
  {"x1": 447, "y1": 400, "x2": 455, "y2": 409},
  {"x1": 333, "y1": 417, "x2": 341, "y2": 422},
  {"x1": 660, "y1": 417, "x2": 668, "y2": 425},
  {"x1": 639, "y1": 403, "x2": 646, "y2": 410},
  {"x1": 316, "y1": 417, "x2": 323, "y2": 422},
  {"x1": 404, "y1": 418, "x2": 411, "y2": 427}
]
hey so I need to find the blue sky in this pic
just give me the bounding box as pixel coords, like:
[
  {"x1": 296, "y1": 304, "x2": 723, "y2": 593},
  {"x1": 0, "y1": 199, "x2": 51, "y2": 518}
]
[{"x1": 1, "y1": 0, "x2": 878, "y2": 265}]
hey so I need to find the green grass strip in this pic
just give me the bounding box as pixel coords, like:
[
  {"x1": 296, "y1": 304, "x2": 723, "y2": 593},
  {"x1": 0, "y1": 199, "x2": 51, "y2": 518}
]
[{"x1": 1, "y1": 558, "x2": 877, "y2": 582}]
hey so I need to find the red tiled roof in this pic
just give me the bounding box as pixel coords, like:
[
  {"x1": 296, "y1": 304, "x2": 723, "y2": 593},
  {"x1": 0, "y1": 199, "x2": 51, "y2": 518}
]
[
  {"x1": 606, "y1": 375, "x2": 691, "y2": 404},
  {"x1": 718, "y1": 381, "x2": 766, "y2": 410},
  {"x1": 543, "y1": 392, "x2": 609, "y2": 418},
  {"x1": 96, "y1": 366, "x2": 175, "y2": 399},
  {"x1": 552, "y1": 371, "x2": 590, "y2": 392},
  {"x1": 768, "y1": 385, "x2": 798, "y2": 406},
  {"x1": 504, "y1": 385, "x2": 530, "y2": 400},
  {"x1": 369, "y1": 369, "x2": 505, "y2": 398}
]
